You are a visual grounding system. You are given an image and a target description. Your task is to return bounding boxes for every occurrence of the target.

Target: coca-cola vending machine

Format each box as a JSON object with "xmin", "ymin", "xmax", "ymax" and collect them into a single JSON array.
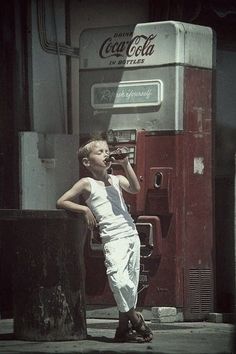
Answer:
[{"xmin": 79, "ymin": 21, "xmax": 215, "ymax": 320}]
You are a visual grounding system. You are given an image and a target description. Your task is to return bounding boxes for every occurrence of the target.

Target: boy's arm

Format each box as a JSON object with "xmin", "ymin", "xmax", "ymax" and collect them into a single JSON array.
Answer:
[
  {"xmin": 56, "ymin": 178, "xmax": 97, "ymax": 230},
  {"xmin": 116, "ymin": 158, "xmax": 140, "ymax": 194}
]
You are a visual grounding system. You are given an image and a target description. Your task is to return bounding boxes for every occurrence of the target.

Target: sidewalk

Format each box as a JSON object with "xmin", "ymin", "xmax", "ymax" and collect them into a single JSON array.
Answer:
[{"xmin": 0, "ymin": 318, "xmax": 235, "ymax": 354}]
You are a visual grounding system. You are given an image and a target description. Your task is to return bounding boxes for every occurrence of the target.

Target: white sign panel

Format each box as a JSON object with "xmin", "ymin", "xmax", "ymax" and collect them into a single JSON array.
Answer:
[{"xmin": 91, "ymin": 80, "xmax": 163, "ymax": 109}]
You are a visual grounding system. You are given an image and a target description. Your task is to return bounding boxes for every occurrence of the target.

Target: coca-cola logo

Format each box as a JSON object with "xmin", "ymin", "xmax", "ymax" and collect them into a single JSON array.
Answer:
[{"xmin": 99, "ymin": 33, "xmax": 156, "ymax": 60}]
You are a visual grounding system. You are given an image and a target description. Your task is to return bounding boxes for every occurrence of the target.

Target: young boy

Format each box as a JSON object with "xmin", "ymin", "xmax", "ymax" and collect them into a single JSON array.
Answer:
[{"xmin": 56, "ymin": 136, "xmax": 153, "ymax": 343}]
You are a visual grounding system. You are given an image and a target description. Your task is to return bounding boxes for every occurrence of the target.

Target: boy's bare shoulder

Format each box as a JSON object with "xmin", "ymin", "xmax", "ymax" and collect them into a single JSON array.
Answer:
[{"xmin": 73, "ymin": 177, "xmax": 91, "ymax": 191}]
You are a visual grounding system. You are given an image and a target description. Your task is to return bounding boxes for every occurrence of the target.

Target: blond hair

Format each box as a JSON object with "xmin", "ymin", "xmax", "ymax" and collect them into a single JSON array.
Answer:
[{"xmin": 77, "ymin": 134, "xmax": 107, "ymax": 161}]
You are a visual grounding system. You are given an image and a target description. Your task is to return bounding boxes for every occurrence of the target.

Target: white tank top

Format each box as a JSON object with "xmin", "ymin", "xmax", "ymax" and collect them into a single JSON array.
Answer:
[{"xmin": 85, "ymin": 174, "xmax": 137, "ymax": 242}]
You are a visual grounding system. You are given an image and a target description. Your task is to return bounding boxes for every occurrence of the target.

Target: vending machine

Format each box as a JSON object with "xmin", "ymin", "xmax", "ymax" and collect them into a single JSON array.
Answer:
[{"xmin": 79, "ymin": 21, "xmax": 215, "ymax": 320}]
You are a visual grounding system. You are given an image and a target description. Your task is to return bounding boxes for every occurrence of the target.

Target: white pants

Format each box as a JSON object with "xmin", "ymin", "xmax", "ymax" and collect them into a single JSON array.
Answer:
[{"xmin": 103, "ymin": 234, "xmax": 140, "ymax": 313}]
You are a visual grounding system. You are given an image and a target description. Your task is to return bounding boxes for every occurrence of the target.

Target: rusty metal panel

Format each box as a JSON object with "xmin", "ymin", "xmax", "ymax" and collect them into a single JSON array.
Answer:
[{"xmin": 0, "ymin": 210, "xmax": 87, "ymax": 341}]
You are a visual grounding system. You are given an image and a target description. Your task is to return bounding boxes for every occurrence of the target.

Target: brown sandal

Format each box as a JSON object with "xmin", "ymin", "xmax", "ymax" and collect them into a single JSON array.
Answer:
[
  {"xmin": 133, "ymin": 312, "xmax": 153, "ymax": 343},
  {"xmin": 114, "ymin": 326, "xmax": 139, "ymax": 343}
]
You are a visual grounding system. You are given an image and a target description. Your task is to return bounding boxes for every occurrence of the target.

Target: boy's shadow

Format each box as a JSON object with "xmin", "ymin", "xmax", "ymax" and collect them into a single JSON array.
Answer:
[
  {"xmin": 0, "ymin": 333, "xmax": 16, "ymax": 340},
  {"xmin": 0, "ymin": 333, "xmax": 114, "ymax": 343},
  {"xmin": 87, "ymin": 334, "xmax": 114, "ymax": 343}
]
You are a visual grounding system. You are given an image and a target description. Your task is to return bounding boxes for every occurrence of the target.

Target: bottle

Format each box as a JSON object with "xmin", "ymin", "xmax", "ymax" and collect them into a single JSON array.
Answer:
[{"xmin": 106, "ymin": 147, "xmax": 129, "ymax": 161}]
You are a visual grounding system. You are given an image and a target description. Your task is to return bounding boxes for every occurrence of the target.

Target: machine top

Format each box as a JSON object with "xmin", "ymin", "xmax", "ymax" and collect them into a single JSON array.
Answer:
[{"xmin": 79, "ymin": 21, "xmax": 214, "ymax": 70}]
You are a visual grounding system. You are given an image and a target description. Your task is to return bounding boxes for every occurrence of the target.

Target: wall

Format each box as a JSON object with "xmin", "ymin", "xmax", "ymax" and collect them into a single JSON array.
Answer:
[
  {"xmin": 215, "ymin": 49, "xmax": 236, "ymax": 313},
  {"xmin": 215, "ymin": 50, "xmax": 236, "ymax": 177},
  {"xmin": 29, "ymin": 0, "xmax": 67, "ymax": 133},
  {"xmin": 20, "ymin": 0, "xmax": 76, "ymax": 209},
  {"xmin": 69, "ymin": 0, "xmax": 150, "ymax": 133},
  {"xmin": 19, "ymin": 0, "xmax": 149, "ymax": 209},
  {"xmin": 235, "ymin": 153, "xmax": 236, "ymax": 312},
  {"xmin": 19, "ymin": 132, "xmax": 79, "ymax": 209}
]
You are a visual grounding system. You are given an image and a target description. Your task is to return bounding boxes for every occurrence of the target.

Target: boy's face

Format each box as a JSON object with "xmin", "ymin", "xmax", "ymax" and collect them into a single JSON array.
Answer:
[{"xmin": 83, "ymin": 140, "xmax": 111, "ymax": 170}]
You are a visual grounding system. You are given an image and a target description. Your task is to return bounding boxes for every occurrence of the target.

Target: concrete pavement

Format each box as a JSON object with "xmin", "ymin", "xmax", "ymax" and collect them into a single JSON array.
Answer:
[{"xmin": 0, "ymin": 318, "xmax": 235, "ymax": 354}]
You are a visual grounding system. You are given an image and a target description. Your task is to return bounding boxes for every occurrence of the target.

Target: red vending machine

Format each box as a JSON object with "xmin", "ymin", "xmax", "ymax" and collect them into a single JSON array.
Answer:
[{"xmin": 79, "ymin": 21, "xmax": 215, "ymax": 320}]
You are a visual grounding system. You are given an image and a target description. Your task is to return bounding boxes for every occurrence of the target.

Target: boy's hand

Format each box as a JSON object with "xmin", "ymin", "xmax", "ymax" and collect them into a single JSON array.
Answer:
[
  {"xmin": 110, "ymin": 147, "xmax": 129, "ymax": 166},
  {"xmin": 83, "ymin": 206, "xmax": 97, "ymax": 230},
  {"xmin": 111, "ymin": 156, "xmax": 129, "ymax": 166}
]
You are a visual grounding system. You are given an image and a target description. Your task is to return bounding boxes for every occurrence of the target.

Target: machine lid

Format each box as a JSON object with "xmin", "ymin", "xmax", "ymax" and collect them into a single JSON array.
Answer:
[{"xmin": 79, "ymin": 21, "xmax": 214, "ymax": 70}]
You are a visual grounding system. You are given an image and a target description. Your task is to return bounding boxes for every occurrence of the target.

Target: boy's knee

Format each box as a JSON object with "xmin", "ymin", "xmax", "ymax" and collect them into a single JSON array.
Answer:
[{"xmin": 110, "ymin": 272, "xmax": 132, "ymax": 292}]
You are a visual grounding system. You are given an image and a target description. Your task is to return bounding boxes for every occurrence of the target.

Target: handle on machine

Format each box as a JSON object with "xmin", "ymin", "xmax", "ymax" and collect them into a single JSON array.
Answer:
[
  {"xmin": 154, "ymin": 172, "xmax": 163, "ymax": 188},
  {"xmin": 137, "ymin": 215, "xmax": 162, "ymax": 258}
]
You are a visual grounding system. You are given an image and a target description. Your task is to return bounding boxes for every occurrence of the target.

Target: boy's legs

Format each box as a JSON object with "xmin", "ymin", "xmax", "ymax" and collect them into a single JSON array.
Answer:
[
  {"xmin": 118, "ymin": 308, "xmax": 139, "ymax": 331},
  {"xmin": 118, "ymin": 308, "xmax": 153, "ymax": 342},
  {"xmin": 118, "ymin": 311, "xmax": 129, "ymax": 332},
  {"xmin": 118, "ymin": 233, "xmax": 141, "ymax": 332},
  {"xmin": 104, "ymin": 235, "xmax": 152, "ymax": 341},
  {"xmin": 104, "ymin": 235, "xmax": 140, "ymax": 313},
  {"xmin": 126, "ymin": 307, "xmax": 153, "ymax": 342},
  {"xmin": 126, "ymin": 307, "xmax": 140, "ymax": 325},
  {"xmin": 103, "ymin": 235, "xmax": 140, "ymax": 336}
]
